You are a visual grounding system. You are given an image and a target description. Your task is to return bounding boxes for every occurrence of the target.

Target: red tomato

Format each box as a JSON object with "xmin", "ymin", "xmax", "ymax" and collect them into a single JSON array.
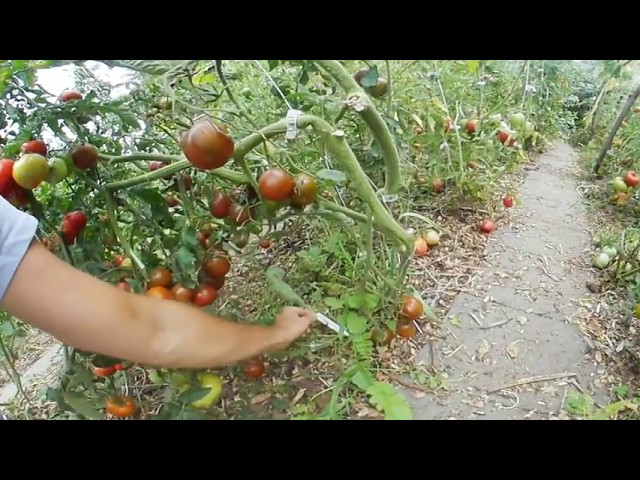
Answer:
[
  {"xmin": 21, "ymin": 140, "xmax": 47, "ymax": 156},
  {"xmin": 192, "ymin": 284, "xmax": 217, "ymax": 307}
]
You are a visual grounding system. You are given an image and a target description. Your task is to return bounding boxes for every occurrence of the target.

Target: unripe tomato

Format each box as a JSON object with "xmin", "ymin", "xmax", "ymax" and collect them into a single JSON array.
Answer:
[
  {"xmin": 47, "ymin": 157, "xmax": 69, "ymax": 185},
  {"xmin": 258, "ymin": 168, "xmax": 294, "ymax": 201},
  {"xmin": 181, "ymin": 117, "xmax": 235, "ymax": 170},
  {"xmin": 12, "ymin": 153, "xmax": 49, "ymax": 190}
]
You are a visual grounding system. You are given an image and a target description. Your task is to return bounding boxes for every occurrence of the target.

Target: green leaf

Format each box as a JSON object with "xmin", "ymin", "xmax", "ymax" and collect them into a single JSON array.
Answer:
[
  {"xmin": 338, "ymin": 311, "xmax": 369, "ymax": 335},
  {"xmin": 98, "ymin": 60, "xmax": 188, "ymax": 76},
  {"xmin": 467, "ymin": 60, "xmax": 480, "ymax": 74},
  {"xmin": 366, "ymin": 382, "xmax": 413, "ymax": 420},
  {"xmin": 180, "ymin": 226, "xmax": 199, "ymax": 250},
  {"xmin": 61, "ymin": 391, "xmax": 105, "ymax": 420},
  {"xmin": 175, "ymin": 246, "xmax": 196, "ymax": 273},
  {"xmin": 323, "ymin": 297, "xmax": 344, "ymax": 309},
  {"xmin": 180, "ymin": 387, "xmax": 212, "ymax": 404},
  {"xmin": 267, "ymin": 61, "xmax": 280, "ymax": 71},
  {"xmin": 315, "ymin": 169, "xmax": 347, "ymax": 184},
  {"xmin": 266, "ymin": 266, "xmax": 305, "ymax": 307},
  {"xmin": 345, "ymin": 291, "xmax": 380, "ymax": 311},
  {"xmin": 350, "ymin": 365, "xmax": 376, "ymax": 390}
]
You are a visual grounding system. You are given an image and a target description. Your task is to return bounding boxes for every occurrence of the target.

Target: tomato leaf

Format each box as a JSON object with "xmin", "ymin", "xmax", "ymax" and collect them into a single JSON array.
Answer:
[
  {"xmin": 266, "ymin": 266, "xmax": 306, "ymax": 307},
  {"xmin": 323, "ymin": 297, "xmax": 344, "ymax": 310},
  {"xmin": 315, "ymin": 169, "xmax": 346, "ymax": 184},
  {"xmin": 174, "ymin": 246, "xmax": 196, "ymax": 273},
  {"xmin": 350, "ymin": 365, "xmax": 376, "ymax": 390},
  {"xmin": 61, "ymin": 391, "xmax": 105, "ymax": 420},
  {"xmin": 180, "ymin": 386, "xmax": 212, "ymax": 404},
  {"xmin": 337, "ymin": 311, "xmax": 368, "ymax": 335},
  {"xmin": 365, "ymin": 382, "xmax": 413, "ymax": 420},
  {"xmin": 180, "ymin": 225, "xmax": 199, "ymax": 250},
  {"xmin": 345, "ymin": 291, "xmax": 380, "ymax": 311},
  {"xmin": 98, "ymin": 60, "xmax": 187, "ymax": 76}
]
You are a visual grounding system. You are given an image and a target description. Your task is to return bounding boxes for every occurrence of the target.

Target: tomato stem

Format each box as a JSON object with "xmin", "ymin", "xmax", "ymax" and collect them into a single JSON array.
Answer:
[
  {"xmin": 313, "ymin": 60, "xmax": 402, "ymax": 195},
  {"xmin": 103, "ymin": 191, "xmax": 148, "ymax": 281}
]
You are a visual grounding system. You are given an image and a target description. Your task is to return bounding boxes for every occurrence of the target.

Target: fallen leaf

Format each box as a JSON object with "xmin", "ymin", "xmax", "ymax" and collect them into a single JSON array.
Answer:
[
  {"xmin": 292, "ymin": 389, "xmax": 306, "ymax": 404},
  {"xmin": 250, "ymin": 393, "xmax": 271, "ymax": 405}
]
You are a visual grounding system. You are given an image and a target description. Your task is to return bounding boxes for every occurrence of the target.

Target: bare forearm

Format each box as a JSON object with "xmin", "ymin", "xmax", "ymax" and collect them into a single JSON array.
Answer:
[{"xmin": 130, "ymin": 297, "xmax": 286, "ymax": 369}]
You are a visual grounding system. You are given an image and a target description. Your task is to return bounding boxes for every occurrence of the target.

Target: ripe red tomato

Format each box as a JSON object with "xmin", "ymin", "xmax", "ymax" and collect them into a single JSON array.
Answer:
[
  {"xmin": 145, "ymin": 286, "xmax": 175, "ymax": 300},
  {"xmin": 198, "ymin": 231, "xmax": 211, "ymax": 249},
  {"xmin": 289, "ymin": 173, "xmax": 318, "ymax": 207},
  {"xmin": 192, "ymin": 284, "xmax": 218, "ymax": 307},
  {"xmin": 181, "ymin": 117, "xmax": 235, "ymax": 170},
  {"xmin": 58, "ymin": 90, "xmax": 83, "ymax": 102},
  {"xmin": 503, "ymin": 196, "xmax": 514, "ymax": 208},
  {"xmin": 21, "ymin": 140, "xmax": 47, "ymax": 156},
  {"xmin": 172, "ymin": 284, "xmax": 195, "ymax": 303},
  {"xmin": 203, "ymin": 255, "xmax": 231, "ymax": 278},
  {"xmin": 93, "ymin": 365, "xmax": 116, "ymax": 377},
  {"xmin": 0, "ymin": 159, "xmax": 15, "ymax": 196},
  {"xmin": 6, "ymin": 183, "xmax": 29, "ymax": 207},
  {"xmin": 64, "ymin": 211, "xmax": 88, "ymax": 231},
  {"xmin": 166, "ymin": 195, "xmax": 179, "ymax": 207},
  {"xmin": 465, "ymin": 119, "xmax": 478, "ymax": 134},
  {"xmin": 244, "ymin": 358, "xmax": 265, "ymax": 379},
  {"xmin": 105, "ymin": 396, "xmax": 137, "ymax": 418},
  {"xmin": 259, "ymin": 239, "xmax": 272, "ymax": 249},
  {"xmin": 624, "ymin": 171, "xmax": 639, "ymax": 187},
  {"xmin": 209, "ymin": 191, "xmax": 231, "ymax": 218},
  {"xmin": 396, "ymin": 320, "xmax": 416, "ymax": 338},
  {"xmin": 149, "ymin": 161, "xmax": 165, "ymax": 171},
  {"xmin": 480, "ymin": 219, "xmax": 495, "ymax": 234},
  {"xmin": 401, "ymin": 294, "xmax": 424, "ymax": 320},
  {"xmin": 258, "ymin": 168, "xmax": 294, "ymax": 201},
  {"xmin": 71, "ymin": 143, "xmax": 99, "ymax": 170},
  {"xmin": 114, "ymin": 363, "xmax": 127, "ymax": 371},
  {"xmin": 227, "ymin": 202, "xmax": 253, "ymax": 226},
  {"xmin": 148, "ymin": 267, "xmax": 173, "ymax": 288},
  {"xmin": 198, "ymin": 268, "xmax": 226, "ymax": 290},
  {"xmin": 432, "ymin": 178, "xmax": 445, "ymax": 193}
]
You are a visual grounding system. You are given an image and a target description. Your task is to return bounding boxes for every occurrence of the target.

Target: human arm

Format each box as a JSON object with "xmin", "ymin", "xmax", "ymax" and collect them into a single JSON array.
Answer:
[{"xmin": 0, "ymin": 198, "xmax": 315, "ymax": 369}]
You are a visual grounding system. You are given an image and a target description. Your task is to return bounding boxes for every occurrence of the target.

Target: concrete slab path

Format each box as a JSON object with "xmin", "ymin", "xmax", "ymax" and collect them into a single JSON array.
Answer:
[{"xmin": 406, "ymin": 140, "xmax": 610, "ymax": 419}]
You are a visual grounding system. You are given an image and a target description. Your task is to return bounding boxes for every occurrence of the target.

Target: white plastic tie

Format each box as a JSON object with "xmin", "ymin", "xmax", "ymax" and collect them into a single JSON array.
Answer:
[
  {"xmin": 285, "ymin": 109, "xmax": 303, "ymax": 140},
  {"xmin": 381, "ymin": 194, "xmax": 399, "ymax": 203}
]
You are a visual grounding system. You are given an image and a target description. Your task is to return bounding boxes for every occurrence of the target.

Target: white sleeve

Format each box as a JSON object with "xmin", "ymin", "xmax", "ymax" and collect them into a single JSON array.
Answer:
[{"xmin": 0, "ymin": 195, "xmax": 38, "ymax": 302}]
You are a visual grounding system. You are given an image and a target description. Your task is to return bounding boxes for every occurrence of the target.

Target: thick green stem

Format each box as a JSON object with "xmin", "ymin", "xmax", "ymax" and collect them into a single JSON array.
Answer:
[
  {"xmin": 104, "ymin": 160, "xmax": 248, "ymax": 191},
  {"xmin": 317, "ymin": 198, "xmax": 367, "ymax": 223},
  {"xmin": 313, "ymin": 60, "xmax": 402, "ymax": 195}
]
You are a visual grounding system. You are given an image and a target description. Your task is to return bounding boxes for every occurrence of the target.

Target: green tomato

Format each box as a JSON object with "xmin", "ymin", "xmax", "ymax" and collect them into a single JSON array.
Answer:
[
  {"xmin": 612, "ymin": 177, "xmax": 629, "ymax": 192},
  {"xmin": 593, "ymin": 252, "xmax": 610, "ymax": 269},
  {"xmin": 508, "ymin": 112, "xmax": 526, "ymax": 129},
  {"xmin": 488, "ymin": 113, "xmax": 502, "ymax": 124},
  {"xmin": 602, "ymin": 246, "xmax": 618, "ymax": 258},
  {"xmin": 46, "ymin": 157, "xmax": 69, "ymax": 184},
  {"xmin": 190, "ymin": 372, "xmax": 222, "ymax": 409}
]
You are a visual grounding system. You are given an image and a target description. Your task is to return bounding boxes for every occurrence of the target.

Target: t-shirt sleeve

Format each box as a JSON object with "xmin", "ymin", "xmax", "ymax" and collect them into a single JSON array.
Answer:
[{"xmin": 0, "ymin": 195, "xmax": 38, "ymax": 302}]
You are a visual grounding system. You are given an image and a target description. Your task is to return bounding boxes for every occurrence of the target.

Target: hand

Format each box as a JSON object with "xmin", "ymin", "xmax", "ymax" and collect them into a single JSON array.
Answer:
[{"xmin": 272, "ymin": 306, "xmax": 316, "ymax": 345}]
